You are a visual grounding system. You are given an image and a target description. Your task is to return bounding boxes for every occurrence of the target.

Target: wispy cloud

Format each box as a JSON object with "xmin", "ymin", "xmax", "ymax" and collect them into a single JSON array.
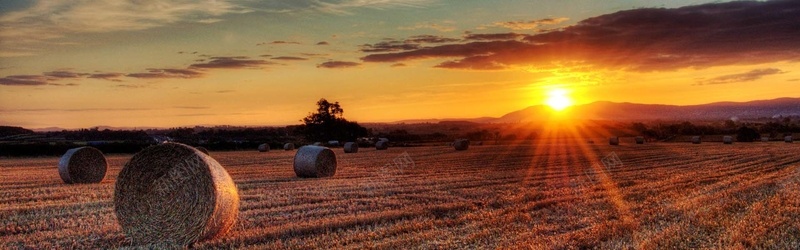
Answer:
[
  {"xmin": 362, "ymin": 1, "xmax": 800, "ymax": 71},
  {"xmin": 126, "ymin": 68, "xmax": 203, "ymax": 79},
  {"xmin": 0, "ymin": 54, "xmax": 281, "ymax": 87},
  {"xmin": 399, "ymin": 21, "xmax": 456, "ymax": 32},
  {"xmin": 189, "ymin": 56, "xmax": 274, "ymax": 69},
  {"xmin": 43, "ymin": 70, "xmax": 88, "ymax": 78},
  {"xmin": 696, "ymin": 68, "xmax": 786, "ymax": 85},
  {"xmin": 88, "ymin": 73, "xmax": 124, "ymax": 81},
  {"xmin": 480, "ymin": 18, "xmax": 569, "ymax": 30},
  {"xmin": 272, "ymin": 56, "xmax": 308, "ymax": 61},
  {"xmin": 317, "ymin": 61, "xmax": 361, "ymax": 69},
  {"xmin": 0, "ymin": 1, "xmax": 249, "ymax": 57},
  {"xmin": 0, "ymin": 75, "xmax": 50, "ymax": 86},
  {"xmin": 360, "ymin": 35, "xmax": 458, "ymax": 52}
]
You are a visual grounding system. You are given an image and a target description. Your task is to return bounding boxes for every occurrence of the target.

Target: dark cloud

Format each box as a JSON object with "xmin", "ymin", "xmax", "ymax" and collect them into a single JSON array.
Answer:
[
  {"xmin": 360, "ymin": 35, "xmax": 458, "ymax": 53},
  {"xmin": 463, "ymin": 32, "xmax": 524, "ymax": 41},
  {"xmin": 0, "ymin": 75, "xmax": 50, "ymax": 86},
  {"xmin": 126, "ymin": 68, "xmax": 203, "ymax": 79},
  {"xmin": 362, "ymin": 0, "xmax": 800, "ymax": 71},
  {"xmin": 317, "ymin": 61, "xmax": 361, "ymax": 69},
  {"xmin": 49, "ymin": 83, "xmax": 79, "ymax": 87},
  {"xmin": 316, "ymin": 41, "xmax": 329, "ymax": 45},
  {"xmin": 301, "ymin": 53, "xmax": 329, "ymax": 57},
  {"xmin": 263, "ymin": 41, "xmax": 301, "ymax": 45},
  {"xmin": 360, "ymin": 41, "xmax": 420, "ymax": 53},
  {"xmin": 404, "ymin": 35, "xmax": 459, "ymax": 44},
  {"xmin": 697, "ymin": 68, "xmax": 785, "ymax": 85},
  {"xmin": 43, "ymin": 70, "xmax": 88, "ymax": 78},
  {"xmin": 391, "ymin": 63, "xmax": 407, "ymax": 67},
  {"xmin": 272, "ymin": 56, "xmax": 308, "ymax": 61},
  {"xmin": 190, "ymin": 57, "xmax": 274, "ymax": 69},
  {"xmin": 88, "ymin": 73, "xmax": 124, "ymax": 81}
]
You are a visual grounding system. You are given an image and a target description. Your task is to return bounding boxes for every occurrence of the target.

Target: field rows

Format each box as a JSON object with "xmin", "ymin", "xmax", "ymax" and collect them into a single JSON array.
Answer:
[{"xmin": 1, "ymin": 142, "xmax": 800, "ymax": 249}]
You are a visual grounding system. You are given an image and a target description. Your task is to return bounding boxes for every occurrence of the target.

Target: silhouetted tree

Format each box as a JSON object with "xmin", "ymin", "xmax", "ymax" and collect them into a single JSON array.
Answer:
[{"xmin": 300, "ymin": 98, "xmax": 368, "ymax": 142}]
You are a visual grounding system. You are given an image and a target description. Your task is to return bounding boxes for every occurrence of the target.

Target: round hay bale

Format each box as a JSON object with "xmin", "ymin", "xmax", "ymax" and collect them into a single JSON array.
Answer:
[
  {"xmin": 454, "ymin": 139, "xmax": 470, "ymax": 151},
  {"xmin": 196, "ymin": 146, "xmax": 210, "ymax": 155},
  {"xmin": 786, "ymin": 136, "xmax": 793, "ymax": 143},
  {"xmin": 284, "ymin": 143, "xmax": 295, "ymax": 151},
  {"xmin": 691, "ymin": 136, "xmax": 702, "ymax": 144},
  {"xmin": 723, "ymin": 136, "xmax": 733, "ymax": 144},
  {"xmin": 635, "ymin": 136, "xmax": 645, "ymax": 144},
  {"xmin": 58, "ymin": 146, "xmax": 107, "ymax": 184},
  {"xmin": 312, "ymin": 142, "xmax": 323, "ymax": 146},
  {"xmin": 343, "ymin": 142, "xmax": 358, "ymax": 153},
  {"xmin": 293, "ymin": 146, "xmax": 337, "ymax": 178},
  {"xmin": 761, "ymin": 137, "xmax": 770, "ymax": 142},
  {"xmin": 114, "ymin": 143, "xmax": 239, "ymax": 246},
  {"xmin": 258, "ymin": 143, "xmax": 270, "ymax": 152},
  {"xmin": 376, "ymin": 140, "xmax": 389, "ymax": 150},
  {"xmin": 609, "ymin": 137, "xmax": 619, "ymax": 146}
]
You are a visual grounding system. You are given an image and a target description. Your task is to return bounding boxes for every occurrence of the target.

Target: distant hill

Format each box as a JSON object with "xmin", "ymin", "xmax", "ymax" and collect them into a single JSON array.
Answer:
[
  {"xmin": 399, "ymin": 97, "xmax": 800, "ymax": 124},
  {"xmin": 0, "ymin": 126, "xmax": 34, "ymax": 137}
]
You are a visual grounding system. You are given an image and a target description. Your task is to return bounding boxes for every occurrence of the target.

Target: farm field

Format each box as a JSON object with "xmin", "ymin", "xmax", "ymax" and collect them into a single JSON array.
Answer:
[{"xmin": 2, "ymin": 141, "xmax": 800, "ymax": 249}]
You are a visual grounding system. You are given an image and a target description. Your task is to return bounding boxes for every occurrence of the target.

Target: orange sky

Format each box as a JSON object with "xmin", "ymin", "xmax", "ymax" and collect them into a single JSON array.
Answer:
[{"xmin": 1, "ymin": 0, "xmax": 799, "ymax": 128}]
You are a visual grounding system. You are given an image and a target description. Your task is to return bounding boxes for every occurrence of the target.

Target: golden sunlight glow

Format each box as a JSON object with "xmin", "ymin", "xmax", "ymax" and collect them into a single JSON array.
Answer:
[{"xmin": 545, "ymin": 88, "xmax": 573, "ymax": 111}]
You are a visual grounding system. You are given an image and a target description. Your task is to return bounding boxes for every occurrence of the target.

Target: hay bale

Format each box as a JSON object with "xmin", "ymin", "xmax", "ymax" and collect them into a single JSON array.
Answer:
[
  {"xmin": 328, "ymin": 140, "xmax": 340, "ymax": 147},
  {"xmin": 786, "ymin": 136, "xmax": 793, "ymax": 143},
  {"xmin": 635, "ymin": 136, "xmax": 645, "ymax": 144},
  {"xmin": 114, "ymin": 143, "xmax": 239, "ymax": 246},
  {"xmin": 312, "ymin": 142, "xmax": 323, "ymax": 146},
  {"xmin": 761, "ymin": 137, "xmax": 770, "ymax": 142},
  {"xmin": 454, "ymin": 139, "xmax": 470, "ymax": 151},
  {"xmin": 343, "ymin": 142, "xmax": 358, "ymax": 153},
  {"xmin": 196, "ymin": 146, "xmax": 210, "ymax": 155},
  {"xmin": 293, "ymin": 146, "xmax": 337, "ymax": 178},
  {"xmin": 375, "ymin": 140, "xmax": 389, "ymax": 150},
  {"xmin": 691, "ymin": 136, "xmax": 701, "ymax": 144},
  {"xmin": 723, "ymin": 136, "xmax": 733, "ymax": 144},
  {"xmin": 609, "ymin": 137, "xmax": 619, "ymax": 146},
  {"xmin": 58, "ymin": 146, "xmax": 107, "ymax": 184},
  {"xmin": 284, "ymin": 143, "xmax": 295, "ymax": 151},
  {"xmin": 258, "ymin": 143, "xmax": 270, "ymax": 152}
]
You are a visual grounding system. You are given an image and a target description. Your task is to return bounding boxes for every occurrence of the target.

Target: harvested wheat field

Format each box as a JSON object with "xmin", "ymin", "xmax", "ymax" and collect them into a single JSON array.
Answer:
[{"xmin": 2, "ymin": 141, "xmax": 800, "ymax": 249}]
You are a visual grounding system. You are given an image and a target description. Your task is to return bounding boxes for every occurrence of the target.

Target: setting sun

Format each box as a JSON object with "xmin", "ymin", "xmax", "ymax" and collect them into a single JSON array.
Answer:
[{"xmin": 545, "ymin": 89, "xmax": 573, "ymax": 111}]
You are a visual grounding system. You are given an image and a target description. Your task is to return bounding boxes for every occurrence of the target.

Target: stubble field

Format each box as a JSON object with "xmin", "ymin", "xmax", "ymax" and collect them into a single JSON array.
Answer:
[{"xmin": 2, "ymin": 141, "xmax": 800, "ymax": 249}]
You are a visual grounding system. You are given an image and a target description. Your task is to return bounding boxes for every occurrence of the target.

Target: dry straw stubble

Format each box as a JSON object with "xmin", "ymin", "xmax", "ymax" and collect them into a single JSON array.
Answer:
[
  {"xmin": 57, "ymin": 146, "xmax": 108, "ymax": 184},
  {"xmin": 293, "ymin": 145, "xmax": 337, "ymax": 178},
  {"xmin": 114, "ymin": 143, "xmax": 239, "ymax": 246}
]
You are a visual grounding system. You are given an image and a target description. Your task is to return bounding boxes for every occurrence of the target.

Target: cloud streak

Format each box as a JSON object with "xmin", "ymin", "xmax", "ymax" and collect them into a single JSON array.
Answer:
[
  {"xmin": 317, "ymin": 61, "xmax": 361, "ymax": 69},
  {"xmin": 189, "ymin": 57, "xmax": 274, "ymax": 69},
  {"xmin": 0, "ymin": 75, "xmax": 50, "ymax": 86},
  {"xmin": 0, "ymin": 1, "xmax": 249, "ymax": 57},
  {"xmin": 697, "ymin": 68, "xmax": 786, "ymax": 85},
  {"xmin": 482, "ymin": 18, "xmax": 568, "ymax": 30},
  {"xmin": 1, "ymin": 55, "xmax": 276, "ymax": 86},
  {"xmin": 362, "ymin": 0, "xmax": 800, "ymax": 71}
]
